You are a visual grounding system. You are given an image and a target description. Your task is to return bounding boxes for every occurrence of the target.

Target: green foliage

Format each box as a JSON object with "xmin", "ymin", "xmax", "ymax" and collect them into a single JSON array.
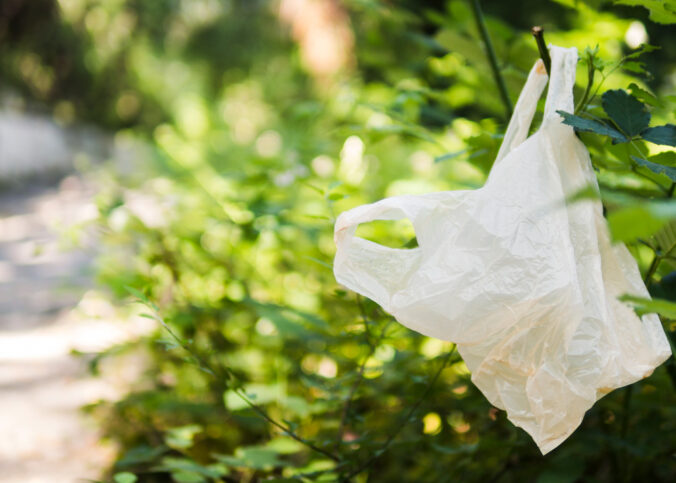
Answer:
[
  {"xmin": 619, "ymin": 295, "xmax": 676, "ymax": 319},
  {"xmin": 631, "ymin": 156, "xmax": 676, "ymax": 183},
  {"xmin": 4, "ymin": 0, "xmax": 676, "ymax": 482},
  {"xmin": 113, "ymin": 473, "xmax": 138, "ymax": 483},
  {"xmin": 616, "ymin": 0, "xmax": 676, "ymax": 24},
  {"xmin": 642, "ymin": 124, "xmax": 676, "ymax": 147},
  {"xmin": 557, "ymin": 111, "xmax": 628, "ymax": 142},
  {"xmin": 560, "ymin": 87, "xmax": 674, "ymax": 146},
  {"xmin": 601, "ymin": 89, "xmax": 650, "ymax": 137}
]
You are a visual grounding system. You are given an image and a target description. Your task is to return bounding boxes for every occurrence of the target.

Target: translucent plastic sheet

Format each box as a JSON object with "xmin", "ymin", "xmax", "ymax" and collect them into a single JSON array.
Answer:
[{"xmin": 333, "ymin": 46, "xmax": 671, "ymax": 454}]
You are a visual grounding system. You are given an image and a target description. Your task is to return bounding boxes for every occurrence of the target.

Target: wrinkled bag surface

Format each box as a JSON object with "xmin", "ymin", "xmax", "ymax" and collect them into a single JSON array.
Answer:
[{"xmin": 333, "ymin": 46, "xmax": 671, "ymax": 454}]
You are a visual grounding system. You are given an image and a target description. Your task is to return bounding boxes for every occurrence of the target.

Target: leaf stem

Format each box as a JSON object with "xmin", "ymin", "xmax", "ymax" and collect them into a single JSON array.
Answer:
[{"xmin": 469, "ymin": 0, "xmax": 512, "ymax": 118}]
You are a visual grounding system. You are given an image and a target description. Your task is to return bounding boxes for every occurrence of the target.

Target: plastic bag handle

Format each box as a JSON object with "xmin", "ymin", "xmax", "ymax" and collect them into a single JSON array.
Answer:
[
  {"xmin": 333, "ymin": 194, "xmax": 439, "ymax": 309},
  {"xmin": 495, "ymin": 46, "xmax": 578, "ymax": 163},
  {"xmin": 495, "ymin": 59, "xmax": 549, "ymax": 163},
  {"xmin": 544, "ymin": 46, "xmax": 578, "ymax": 121}
]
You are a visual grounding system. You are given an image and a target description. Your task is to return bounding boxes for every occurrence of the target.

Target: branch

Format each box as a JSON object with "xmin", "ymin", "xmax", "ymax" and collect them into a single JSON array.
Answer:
[
  {"xmin": 342, "ymin": 347, "xmax": 457, "ymax": 480},
  {"xmin": 530, "ymin": 26, "xmax": 551, "ymax": 76},
  {"xmin": 135, "ymin": 297, "xmax": 341, "ymax": 462},
  {"xmin": 335, "ymin": 300, "xmax": 392, "ymax": 453},
  {"xmin": 469, "ymin": 0, "xmax": 513, "ymax": 118}
]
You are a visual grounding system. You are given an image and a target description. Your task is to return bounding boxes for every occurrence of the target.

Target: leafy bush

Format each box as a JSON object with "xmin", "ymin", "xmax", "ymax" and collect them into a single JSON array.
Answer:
[{"xmin": 3, "ymin": 0, "xmax": 675, "ymax": 481}]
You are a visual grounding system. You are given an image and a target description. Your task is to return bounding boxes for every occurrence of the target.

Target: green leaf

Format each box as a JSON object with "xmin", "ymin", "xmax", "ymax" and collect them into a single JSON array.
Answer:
[
  {"xmin": 623, "ymin": 43, "xmax": 660, "ymax": 59},
  {"xmin": 327, "ymin": 192, "xmax": 347, "ymax": 201},
  {"xmin": 601, "ymin": 90, "xmax": 650, "ymax": 137},
  {"xmin": 165, "ymin": 424, "xmax": 202, "ymax": 450},
  {"xmin": 214, "ymin": 446, "xmax": 286, "ymax": 470},
  {"xmin": 608, "ymin": 202, "xmax": 676, "ymax": 241},
  {"xmin": 615, "ymin": 1, "xmax": 676, "ymax": 24},
  {"xmin": 628, "ymin": 83, "xmax": 658, "ymax": 107},
  {"xmin": 648, "ymin": 151, "xmax": 676, "ymax": 167},
  {"xmin": 619, "ymin": 295, "xmax": 676, "ymax": 319},
  {"xmin": 565, "ymin": 184, "xmax": 601, "ymax": 204},
  {"xmin": 224, "ymin": 383, "xmax": 283, "ymax": 411},
  {"xmin": 621, "ymin": 60, "xmax": 646, "ymax": 74},
  {"xmin": 170, "ymin": 473, "xmax": 204, "ymax": 483},
  {"xmin": 124, "ymin": 285, "xmax": 148, "ymax": 303},
  {"xmin": 155, "ymin": 457, "xmax": 228, "ymax": 479},
  {"xmin": 631, "ymin": 156, "xmax": 676, "ymax": 183},
  {"xmin": 265, "ymin": 437, "xmax": 305, "ymax": 454},
  {"xmin": 557, "ymin": 111, "xmax": 628, "ymax": 143},
  {"xmin": 641, "ymin": 124, "xmax": 676, "ymax": 146},
  {"xmin": 434, "ymin": 149, "xmax": 467, "ymax": 163},
  {"xmin": 117, "ymin": 445, "xmax": 168, "ymax": 467},
  {"xmin": 655, "ymin": 220, "xmax": 676, "ymax": 254},
  {"xmin": 113, "ymin": 473, "xmax": 138, "ymax": 483}
]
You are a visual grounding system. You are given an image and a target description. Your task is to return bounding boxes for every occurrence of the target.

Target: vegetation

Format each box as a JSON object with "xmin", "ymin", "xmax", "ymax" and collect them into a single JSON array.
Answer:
[{"xmin": 2, "ymin": 0, "xmax": 675, "ymax": 481}]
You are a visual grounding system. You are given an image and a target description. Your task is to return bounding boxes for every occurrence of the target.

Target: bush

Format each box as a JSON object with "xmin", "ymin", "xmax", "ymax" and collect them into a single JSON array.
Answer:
[{"xmin": 3, "ymin": 1, "xmax": 675, "ymax": 481}]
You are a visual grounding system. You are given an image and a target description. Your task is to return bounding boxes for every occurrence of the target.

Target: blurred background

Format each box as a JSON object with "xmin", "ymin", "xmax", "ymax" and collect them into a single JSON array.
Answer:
[{"xmin": 0, "ymin": 0, "xmax": 675, "ymax": 482}]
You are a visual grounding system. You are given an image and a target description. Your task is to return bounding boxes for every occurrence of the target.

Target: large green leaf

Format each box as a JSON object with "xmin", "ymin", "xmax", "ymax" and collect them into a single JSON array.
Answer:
[
  {"xmin": 615, "ymin": 0, "xmax": 676, "ymax": 24},
  {"xmin": 641, "ymin": 124, "xmax": 676, "ymax": 146},
  {"xmin": 601, "ymin": 89, "xmax": 651, "ymax": 137},
  {"xmin": 557, "ymin": 111, "xmax": 628, "ymax": 143}
]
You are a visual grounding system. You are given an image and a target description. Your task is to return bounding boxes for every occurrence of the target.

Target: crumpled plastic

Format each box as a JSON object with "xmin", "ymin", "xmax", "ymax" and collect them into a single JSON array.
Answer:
[{"xmin": 333, "ymin": 46, "xmax": 671, "ymax": 454}]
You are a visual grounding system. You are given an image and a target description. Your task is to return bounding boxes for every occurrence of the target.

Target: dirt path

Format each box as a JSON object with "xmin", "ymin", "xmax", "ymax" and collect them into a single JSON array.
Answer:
[{"xmin": 0, "ymin": 176, "xmax": 135, "ymax": 482}]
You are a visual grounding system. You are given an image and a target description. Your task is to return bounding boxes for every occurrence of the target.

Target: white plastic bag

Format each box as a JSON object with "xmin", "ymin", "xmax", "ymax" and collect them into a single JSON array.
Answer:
[{"xmin": 333, "ymin": 46, "xmax": 671, "ymax": 454}]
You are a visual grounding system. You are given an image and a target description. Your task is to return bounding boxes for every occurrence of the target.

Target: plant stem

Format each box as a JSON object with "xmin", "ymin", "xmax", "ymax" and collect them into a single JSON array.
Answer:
[
  {"xmin": 335, "ymin": 303, "xmax": 392, "ymax": 453},
  {"xmin": 231, "ymin": 387, "xmax": 340, "ymax": 462},
  {"xmin": 575, "ymin": 52, "xmax": 595, "ymax": 114},
  {"xmin": 342, "ymin": 347, "xmax": 456, "ymax": 480},
  {"xmin": 531, "ymin": 26, "xmax": 551, "ymax": 76},
  {"xmin": 142, "ymin": 302, "xmax": 341, "ymax": 462},
  {"xmin": 643, "ymin": 253, "xmax": 661, "ymax": 288},
  {"xmin": 469, "ymin": 0, "xmax": 512, "ymax": 118}
]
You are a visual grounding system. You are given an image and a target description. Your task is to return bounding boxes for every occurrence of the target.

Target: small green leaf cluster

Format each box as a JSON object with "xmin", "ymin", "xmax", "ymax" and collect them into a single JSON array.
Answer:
[{"xmin": 559, "ymin": 89, "xmax": 675, "ymax": 146}]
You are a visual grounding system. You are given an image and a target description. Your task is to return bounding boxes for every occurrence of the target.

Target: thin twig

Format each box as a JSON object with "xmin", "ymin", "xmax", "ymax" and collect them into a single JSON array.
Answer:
[
  {"xmin": 140, "ymin": 301, "xmax": 341, "ymax": 462},
  {"xmin": 335, "ymin": 307, "xmax": 392, "ymax": 453},
  {"xmin": 531, "ymin": 26, "xmax": 551, "ymax": 76},
  {"xmin": 469, "ymin": 0, "xmax": 513, "ymax": 118},
  {"xmin": 643, "ymin": 254, "xmax": 661, "ymax": 288},
  {"xmin": 342, "ymin": 347, "xmax": 457, "ymax": 480},
  {"xmin": 230, "ymin": 387, "xmax": 340, "ymax": 462},
  {"xmin": 575, "ymin": 49, "xmax": 595, "ymax": 114}
]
